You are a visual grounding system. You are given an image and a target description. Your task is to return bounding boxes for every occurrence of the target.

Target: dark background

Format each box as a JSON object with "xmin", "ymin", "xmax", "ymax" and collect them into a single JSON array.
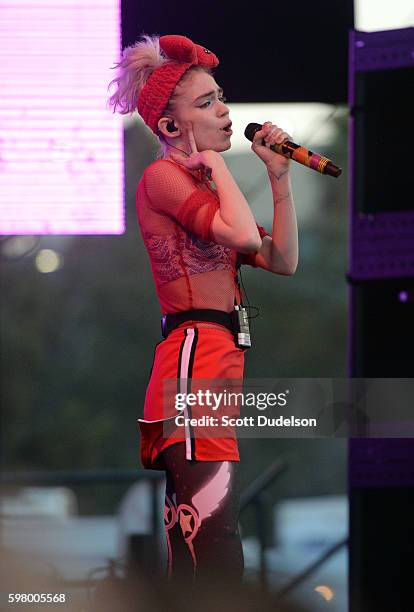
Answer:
[{"xmin": 121, "ymin": 0, "xmax": 354, "ymax": 104}]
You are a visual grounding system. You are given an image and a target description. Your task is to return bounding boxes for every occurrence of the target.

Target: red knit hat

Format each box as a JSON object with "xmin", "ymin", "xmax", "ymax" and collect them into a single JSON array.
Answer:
[{"xmin": 137, "ymin": 35, "xmax": 219, "ymax": 134}]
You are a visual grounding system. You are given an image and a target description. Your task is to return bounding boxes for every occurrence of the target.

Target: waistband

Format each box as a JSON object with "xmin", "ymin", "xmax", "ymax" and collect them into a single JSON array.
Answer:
[{"xmin": 161, "ymin": 309, "xmax": 234, "ymax": 339}]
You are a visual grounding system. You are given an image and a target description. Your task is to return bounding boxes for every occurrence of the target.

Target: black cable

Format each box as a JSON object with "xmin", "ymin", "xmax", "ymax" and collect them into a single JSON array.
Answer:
[{"xmin": 237, "ymin": 265, "xmax": 260, "ymax": 322}]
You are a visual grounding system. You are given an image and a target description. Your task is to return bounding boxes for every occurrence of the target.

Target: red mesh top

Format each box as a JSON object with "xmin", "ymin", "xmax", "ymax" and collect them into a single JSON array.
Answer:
[{"xmin": 136, "ymin": 159, "xmax": 271, "ymax": 314}]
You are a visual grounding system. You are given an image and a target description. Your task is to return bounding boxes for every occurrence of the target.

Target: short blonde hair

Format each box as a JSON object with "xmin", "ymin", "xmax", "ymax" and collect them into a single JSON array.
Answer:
[{"xmin": 107, "ymin": 34, "xmax": 166, "ymax": 115}]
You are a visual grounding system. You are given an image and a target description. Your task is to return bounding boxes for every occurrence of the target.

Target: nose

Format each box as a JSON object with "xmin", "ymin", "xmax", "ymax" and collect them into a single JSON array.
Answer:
[{"xmin": 217, "ymin": 98, "xmax": 230, "ymax": 116}]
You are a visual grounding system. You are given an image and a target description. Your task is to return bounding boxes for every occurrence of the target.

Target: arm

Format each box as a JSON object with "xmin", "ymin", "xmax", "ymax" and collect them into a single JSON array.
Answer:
[
  {"xmin": 247, "ymin": 122, "xmax": 299, "ymax": 275},
  {"xmin": 208, "ymin": 153, "xmax": 261, "ymax": 254},
  {"xmin": 253, "ymin": 167, "xmax": 298, "ymax": 275},
  {"xmin": 170, "ymin": 123, "xmax": 261, "ymax": 254}
]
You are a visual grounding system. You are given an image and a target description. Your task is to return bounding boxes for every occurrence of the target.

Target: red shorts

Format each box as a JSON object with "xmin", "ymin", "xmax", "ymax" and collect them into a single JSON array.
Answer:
[{"xmin": 137, "ymin": 322, "xmax": 245, "ymax": 470}]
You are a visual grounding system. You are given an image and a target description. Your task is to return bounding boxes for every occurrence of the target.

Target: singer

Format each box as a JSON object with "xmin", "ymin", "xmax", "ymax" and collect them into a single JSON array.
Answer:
[{"xmin": 108, "ymin": 34, "xmax": 298, "ymax": 594}]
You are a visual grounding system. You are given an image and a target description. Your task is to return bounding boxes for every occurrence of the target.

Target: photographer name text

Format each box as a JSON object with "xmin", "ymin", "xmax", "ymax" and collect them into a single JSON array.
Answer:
[{"xmin": 175, "ymin": 415, "xmax": 317, "ymax": 428}]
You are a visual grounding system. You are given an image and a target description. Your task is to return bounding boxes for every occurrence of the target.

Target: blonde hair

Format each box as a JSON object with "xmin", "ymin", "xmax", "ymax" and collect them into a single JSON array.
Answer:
[{"xmin": 107, "ymin": 34, "xmax": 166, "ymax": 115}]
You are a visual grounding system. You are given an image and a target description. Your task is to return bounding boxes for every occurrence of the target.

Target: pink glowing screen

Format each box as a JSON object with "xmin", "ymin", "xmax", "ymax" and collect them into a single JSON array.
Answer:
[{"xmin": 0, "ymin": 0, "xmax": 124, "ymax": 234}]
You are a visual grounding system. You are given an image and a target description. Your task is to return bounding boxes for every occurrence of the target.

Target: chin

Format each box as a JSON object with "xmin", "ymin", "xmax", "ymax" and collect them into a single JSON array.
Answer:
[
  {"xmin": 216, "ymin": 140, "xmax": 232, "ymax": 152},
  {"xmin": 199, "ymin": 136, "xmax": 232, "ymax": 152}
]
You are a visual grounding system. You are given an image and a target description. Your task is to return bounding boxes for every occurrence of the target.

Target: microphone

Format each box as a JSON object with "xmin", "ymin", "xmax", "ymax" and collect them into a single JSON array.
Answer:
[{"xmin": 244, "ymin": 123, "xmax": 342, "ymax": 178}]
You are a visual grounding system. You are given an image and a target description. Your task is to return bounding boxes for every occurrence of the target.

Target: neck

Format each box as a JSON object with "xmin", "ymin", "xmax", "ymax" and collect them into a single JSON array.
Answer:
[{"xmin": 164, "ymin": 141, "xmax": 190, "ymax": 161}]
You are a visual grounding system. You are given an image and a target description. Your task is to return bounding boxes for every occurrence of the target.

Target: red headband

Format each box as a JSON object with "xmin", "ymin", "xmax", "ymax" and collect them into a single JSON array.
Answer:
[{"xmin": 137, "ymin": 35, "xmax": 219, "ymax": 134}]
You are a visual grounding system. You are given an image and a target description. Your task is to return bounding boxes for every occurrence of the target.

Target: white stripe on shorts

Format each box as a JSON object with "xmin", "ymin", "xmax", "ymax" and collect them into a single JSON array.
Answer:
[{"xmin": 179, "ymin": 328, "xmax": 196, "ymax": 460}]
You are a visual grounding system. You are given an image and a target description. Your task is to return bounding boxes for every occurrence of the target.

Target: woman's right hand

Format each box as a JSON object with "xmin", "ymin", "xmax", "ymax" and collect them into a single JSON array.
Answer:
[{"xmin": 170, "ymin": 122, "xmax": 223, "ymax": 180}]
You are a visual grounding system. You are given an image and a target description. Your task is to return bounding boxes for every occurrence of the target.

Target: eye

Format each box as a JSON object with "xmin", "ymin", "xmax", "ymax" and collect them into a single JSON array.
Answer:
[{"xmin": 198, "ymin": 95, "xmax": 227, "ymax": 109}]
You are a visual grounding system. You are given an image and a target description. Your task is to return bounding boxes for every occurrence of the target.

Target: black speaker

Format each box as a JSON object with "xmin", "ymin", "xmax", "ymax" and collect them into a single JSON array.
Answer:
[
  {"xmin": 349, "ymin": 439, "xmax": 414, "ymax": 612},
  {"xmin": 350, "ymin": 278, "xmax": 414, "ymax": 376},
  {"xmin": 349, "ymin": 485, "xmax": 414, "ymax": 612},
  {"xmin": 348, "ymin": 28, "xmax": 414, "ymax": 612},
  {"xmin": 348, "ymin": 27, "xmax": 414, "ymax": 375}
]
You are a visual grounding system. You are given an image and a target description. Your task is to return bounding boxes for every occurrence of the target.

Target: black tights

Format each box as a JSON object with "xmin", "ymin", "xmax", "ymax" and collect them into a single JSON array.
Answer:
[{"xmin": 161, "ymin": 442, "xmax": 244, "ymax": 592}]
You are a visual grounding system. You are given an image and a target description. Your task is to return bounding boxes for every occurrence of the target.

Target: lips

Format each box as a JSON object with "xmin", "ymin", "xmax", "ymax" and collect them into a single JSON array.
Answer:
[{"xmin": 221, "ymin": 121, "xmax": 232, "ymax": 132}]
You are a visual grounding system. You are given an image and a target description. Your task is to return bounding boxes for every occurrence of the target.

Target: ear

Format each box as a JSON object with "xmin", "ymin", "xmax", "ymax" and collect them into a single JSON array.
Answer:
[{"xmin": 158, "ymin": 117, "xmax": 181, "ymax": 139}]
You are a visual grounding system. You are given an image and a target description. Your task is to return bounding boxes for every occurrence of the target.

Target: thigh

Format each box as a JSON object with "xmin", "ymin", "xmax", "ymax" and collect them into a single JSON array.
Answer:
[
  {"xmin": 163, "ymin": 442, "xmax": 244, "ymax": 587},
  {"xmin": 163, "ymin": 443, "xmax": 241, "ymax": 513}
]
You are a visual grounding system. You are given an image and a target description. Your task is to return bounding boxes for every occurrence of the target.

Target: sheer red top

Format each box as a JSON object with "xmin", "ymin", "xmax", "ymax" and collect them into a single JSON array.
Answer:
[{"xmin": 136, "ymin": 159, "xmax": 270, "ymax": 315}]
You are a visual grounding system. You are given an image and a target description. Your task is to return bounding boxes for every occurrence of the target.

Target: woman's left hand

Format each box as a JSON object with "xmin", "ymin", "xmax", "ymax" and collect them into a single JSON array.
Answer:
[{"xmin": 251, "ymin": 121, "xmax": 292, "ymax": 174}]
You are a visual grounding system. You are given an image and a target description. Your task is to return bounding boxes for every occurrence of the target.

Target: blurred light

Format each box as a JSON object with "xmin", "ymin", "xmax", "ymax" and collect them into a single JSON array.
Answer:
[
  {"xmin": 0, "ymin": 0, "xmax": 124, "ymax": 235},
  {"xmin": 354, "ymin": 0, "xmax": 414, "ymax": 31},
  {"xmin": 398, "ymin": 290, "xmax": 414, "ymax": 303},
  {"xmin": 1, "ymin": 236, "xmax": 38, "ymax": 258},
  {"xmin": 314, "ymin": 584, "xmax": 335, "ymax": 601},
  {"xmin": 35, "ymin": 249, "xmax": 62, "ymax": 273}
]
